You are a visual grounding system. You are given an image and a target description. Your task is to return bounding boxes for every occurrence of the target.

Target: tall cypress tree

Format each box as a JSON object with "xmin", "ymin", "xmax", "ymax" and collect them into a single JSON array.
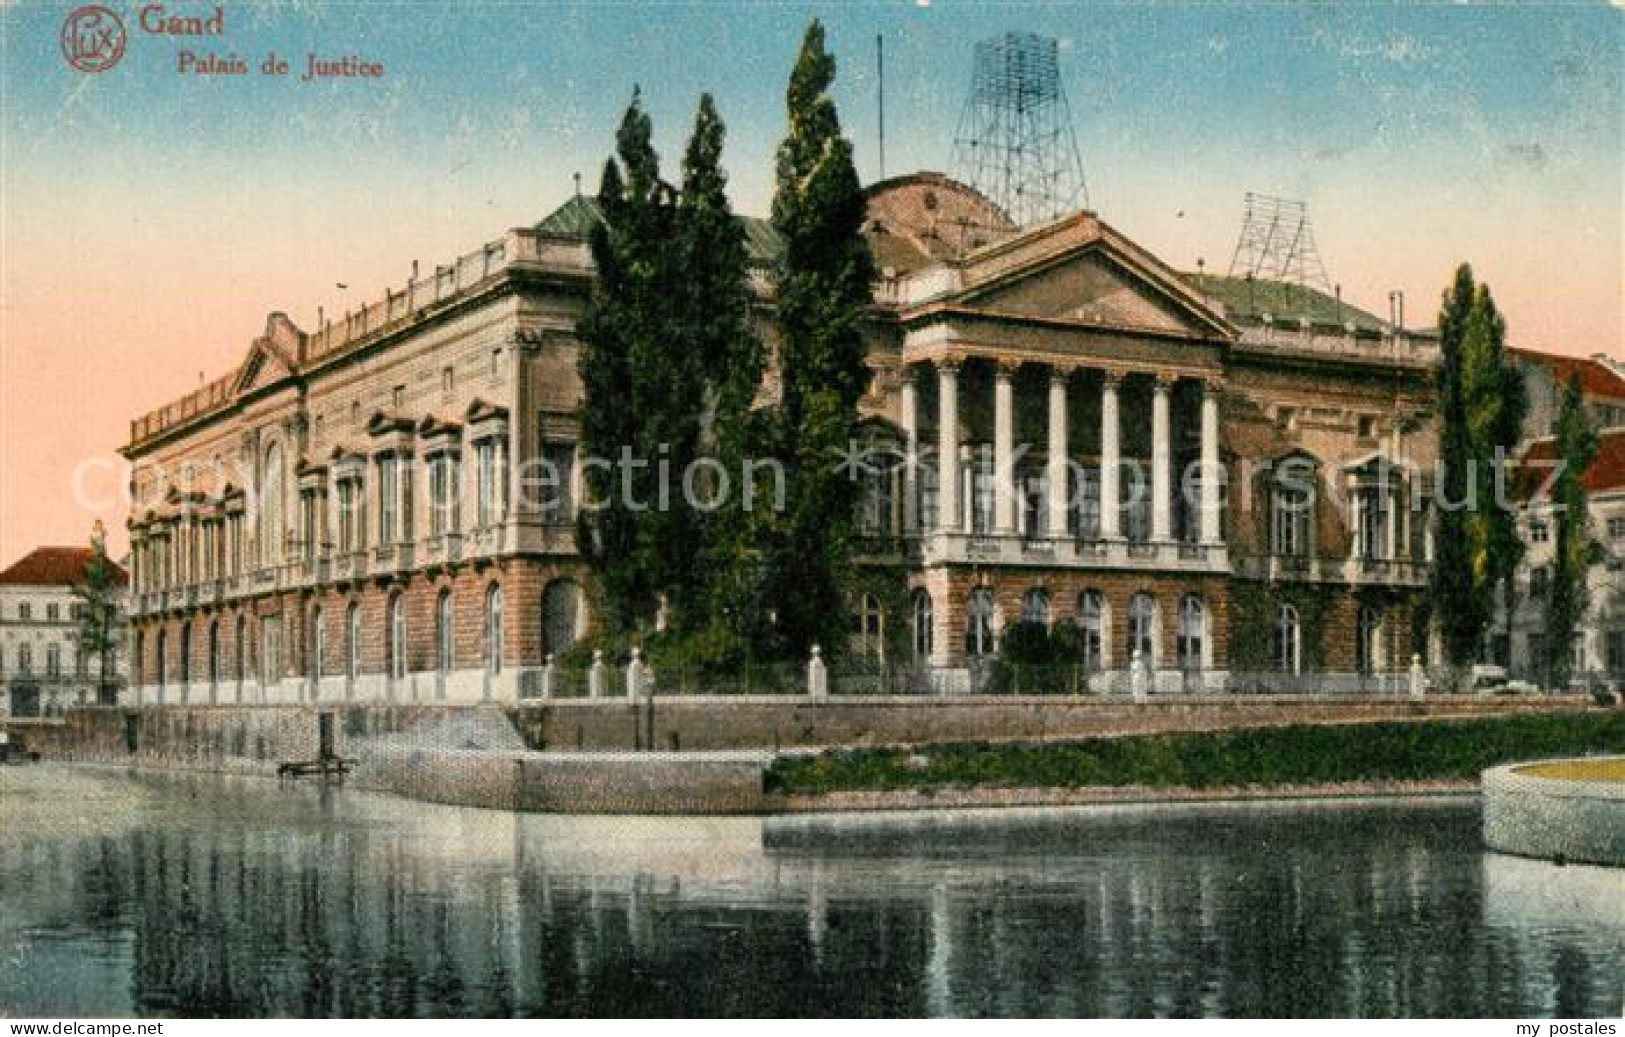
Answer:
[
  {"xmin": 577, "ymin": 91, "xmax": 675, "ymax": 635},
  {"xmin": 1433, "ymin": 265, "xmax": 1482, "ymax": 666},
  {"xmin": 675, "ymin": 93, "xmax": 765, "ymax": 651},
  {"xmin": 1545, "ymin": 374, "xmax": 1599, "ymax": 688},
  {"xmin": 760, "ymin": 21, "xmax": 877, "ymax": 658},
  {"xmin": 1461, "ymin": 286, "xmax": 1528, "ymax": 651},
  {"xmin": 1432, "ymin": 264, "xmax": 1527, "ymax": 670}
]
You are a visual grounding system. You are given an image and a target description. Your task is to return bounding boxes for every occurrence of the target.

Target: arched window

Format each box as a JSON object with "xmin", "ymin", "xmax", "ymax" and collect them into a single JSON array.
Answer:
[
  {"xmin": 155, "ymin": 630, "xmax": 167, "ymax": 688},
  {"xmin": 911, "ymin": 589, "xmax": 934, "ymax": 660},
  {"xmin": 346, "ymin": 603, "xmax": 361, "ymax": 681},
  {"xmin": 1273, "ymin": 604, "xmax": 1301, "ymax": 675},
  {"xmin": 1356, "ymin": 605, "xmax": 1381, "ymax": 676},
  {"xmin": 387, "ymin": 595, "xmax": 406, "ymax": 680},
  {"xmin": 965, "ymin": 588, "xmax": 995, "ymax": 657},
  {"xmin": 310, "ymin": 607, "xmax": 324, "ymax": 680},
  {"xmin": 1021, "ymin": 588, "xmax": 1050, "ymax": 627},
  {"xmin": 436, "ymin": 591, "xmax": 454, "ymax": 673},
  {"xmin": 541, "ymin": 580, "xmax": 580, "ymax": 656},
  {"xmin": 1076, "ymin": 591, "xmax": 1105, "ymax": 671},
  {"xmin": 486, "ymin": 584, "xmax": 504, "ymax": 675},
  {"xmin": 853, "ymin": 593, "xmax": 884, "ymax": 660},
  {"xmin": 1177, "ymin": 595, "xmax": 1206, "ymax": 672},
  {"xmin": 208, "ymin": 621, "xmax": 220, "ymax": 686},
  {"xmin": 262, "ymin": 442, "xmax": 285, "ymax": 565},
  {"xmin": 134, "ymin": 631, "xmax": 145, "ymax": 685},
  {"xmin": 1127, "ymin": 593, "xmax": 1156, "ymax": 666},
  {"xmin": 179, "ymin": 621, "xmax": 192, "ymax": 683}
]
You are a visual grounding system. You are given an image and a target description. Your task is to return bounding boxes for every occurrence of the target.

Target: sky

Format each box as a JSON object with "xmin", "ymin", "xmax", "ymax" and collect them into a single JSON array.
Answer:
[{"xmin": 1, "ymin": 1, "xmax": 1621, "ymax": 564}]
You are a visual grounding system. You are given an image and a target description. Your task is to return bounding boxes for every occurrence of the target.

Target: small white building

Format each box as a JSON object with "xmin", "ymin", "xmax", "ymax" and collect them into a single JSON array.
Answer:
[
  {"xmin": 1501, "ymin": 427, "xmax": 1625, "ymax": 687},
  {"xmin": 0, "ymin": 547, "xmax": 129, "ymax": 715}
]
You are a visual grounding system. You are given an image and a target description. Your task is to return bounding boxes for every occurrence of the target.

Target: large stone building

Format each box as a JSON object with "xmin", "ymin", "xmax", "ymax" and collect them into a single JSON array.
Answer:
[
  {"xmin": 1499, "ymin": 419, "xmax": 1625, "ymax": 687},
  {"xmin": 121, "ymin": 172, "xmax": 1443, "ymax": 704},
  {"xmin": 1, "ymin": 546, "xmax": 128, "ymax": 715}
]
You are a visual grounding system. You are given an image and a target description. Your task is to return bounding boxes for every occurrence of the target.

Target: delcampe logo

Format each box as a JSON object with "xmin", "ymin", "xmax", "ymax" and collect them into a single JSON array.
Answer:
[{"xmin": 61, "ymin": 5, "xmax": 127, "ymax": 74}]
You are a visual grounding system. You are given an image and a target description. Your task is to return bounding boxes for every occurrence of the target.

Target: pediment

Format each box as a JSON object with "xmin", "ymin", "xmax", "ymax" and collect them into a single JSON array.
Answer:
[
  {"xmin": 232, "ymin": 312, "xmax": 304, "ymax": 397},
  {"xmin": 956, "ymin": 244, "xmax": 1230, "ymax": 339}
]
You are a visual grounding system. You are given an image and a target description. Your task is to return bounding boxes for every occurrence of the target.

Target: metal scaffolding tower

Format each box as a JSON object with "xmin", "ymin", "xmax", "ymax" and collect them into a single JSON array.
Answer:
[
  {"xmin": 950, "ymin": 33, "xmax": 1089, "ymax": 228},
  {"xmin": 1226, "ymin": 192, "xmax": 1333, "ymax": 292}
]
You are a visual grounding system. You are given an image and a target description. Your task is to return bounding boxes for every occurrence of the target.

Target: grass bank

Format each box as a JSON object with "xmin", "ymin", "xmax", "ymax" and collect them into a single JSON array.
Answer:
[{"xmin": 765, "ymin": 710, "xmax": 1625, "ymax": 796}]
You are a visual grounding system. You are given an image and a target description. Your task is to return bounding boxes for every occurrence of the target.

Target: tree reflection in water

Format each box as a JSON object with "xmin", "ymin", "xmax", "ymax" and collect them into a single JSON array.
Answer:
[{"xmin": 0, "ymin": 771, "xmax": 1619, "ymax": 1018}]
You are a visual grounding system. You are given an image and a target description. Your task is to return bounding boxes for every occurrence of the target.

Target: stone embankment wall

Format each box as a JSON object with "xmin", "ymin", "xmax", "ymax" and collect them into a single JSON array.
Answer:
[
  {"xmin": 5, "ymin": 697, "xmax": 1601, "ymax": 816},
  {"xmin": 510, "ymin": 695, "xmax": 1594, "ymax": 751}
]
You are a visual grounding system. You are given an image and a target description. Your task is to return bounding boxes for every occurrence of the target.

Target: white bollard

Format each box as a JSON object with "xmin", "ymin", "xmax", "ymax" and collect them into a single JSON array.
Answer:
[
  {"xmin": 808, "ymin": 644, "xmax": 828, "ymax": 699},
  {"xmin": 1409, "ymin": 654, "xmax": 1426, "ymax": 701},
  {"xmin": 1131, "ymin": 649, "xmax": 1148, "ymax": 703},
  {"xmin": 588, "ymin": 649, "xmax": 606, "ymax": 699},
  {"xmin": 540, "ymin": 653, "xmax": 555, "ymax": 700}
]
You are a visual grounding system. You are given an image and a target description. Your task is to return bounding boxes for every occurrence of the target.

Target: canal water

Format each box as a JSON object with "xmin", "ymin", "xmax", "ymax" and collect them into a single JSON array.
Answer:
[{"xmin": 0, "ymin": 765, "xmax": 1619, "ymax": 1018}]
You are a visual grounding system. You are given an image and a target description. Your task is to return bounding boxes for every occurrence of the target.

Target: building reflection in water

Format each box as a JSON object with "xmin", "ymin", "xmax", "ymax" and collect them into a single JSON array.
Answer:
[{"xmin": 0, "ymin": 774, "xmax": 1619, "ymax": 1018}]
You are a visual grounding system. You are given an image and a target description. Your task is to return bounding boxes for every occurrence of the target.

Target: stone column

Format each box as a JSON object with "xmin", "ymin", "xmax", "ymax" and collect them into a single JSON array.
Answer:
[
  {"xmin": 1151, "ymin": 377, "xmax": 1172, "ymax": 542},
  {"xmin": 1099, "ymin": 373, "xmax": 1122, "ymax": 540},
  {"xmin": 937, "ymin": 360, "xmax": 961, "ymax": 533},
  {"xmin": 1200, "ymin": 380, "xmax": 1222, "ymax": 545},
  {"xmin": 1047, "ymin": 366, "xmax": 1070, "ymax": 538},
  {"xmin": 994, "ymin": 362, "xmax": 1017, "ymax": 534},
  {"xmin": 900, "ymin": 367, "xmax": 919, "ymax": 534}
]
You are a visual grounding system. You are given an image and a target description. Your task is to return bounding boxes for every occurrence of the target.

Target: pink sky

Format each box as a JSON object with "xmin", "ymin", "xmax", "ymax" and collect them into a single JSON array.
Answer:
[{"xmin": 2, "ymin": 3, "xmax": 1619, "ymax": 567}]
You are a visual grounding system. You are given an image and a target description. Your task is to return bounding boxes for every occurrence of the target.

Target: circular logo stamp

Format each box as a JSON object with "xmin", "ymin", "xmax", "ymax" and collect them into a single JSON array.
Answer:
[{"xmin": 60, "ymin": 5, "xmax": 126, "ymax": 74}]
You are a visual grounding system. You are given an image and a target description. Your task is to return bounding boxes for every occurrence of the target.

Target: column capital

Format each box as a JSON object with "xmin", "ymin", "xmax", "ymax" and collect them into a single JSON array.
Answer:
[
  {"xmin": 1099, "ymin": 369, "xmax": 1125, "ymax": 390},
  {"xmin": 1048, "ymin": 362, "xmax": 1078, "ymax": 386},
  {"xmin": 937, "ymin": 352, "xmax": 966, "ymax": 375},
  {"xmin": 1151, "ymin": 373, "xmax": 1176, "ymax": 394},
  {"xmin": 993, "ymin": 357, "xmax": 1022, "ymax": 380}
]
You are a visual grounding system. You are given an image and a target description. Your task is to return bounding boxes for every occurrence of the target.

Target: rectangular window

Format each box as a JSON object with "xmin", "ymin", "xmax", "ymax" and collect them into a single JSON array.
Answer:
[
  {"xmin": 540, "ymin": 442, "xmax": 576, "ymax": 524},
  {"xmin": 1072, "ymin": 466, "xmax": 1100, "ymax": 540},
  {"xmin": 378, "ymin": 458, "xmax": 398, "ymax": 544},
  {"xmin": 1530, "ymin": 520, "xmax": 1550, "ymax": 544},
  {"xmin": 1272, "ymin": 485, "xmax": 1312, "ymax": 558},
  {"xmin": 1608, "ymin": 631, "xmax": 1625, "ymax": 675},
  {"xmin": 476, "ymin": 441, "xmax": 506, "ymax": 526},
  {"xmin": 430, "ymin": 455, "xmax": 460, "ymax": 535},
  {"xmin": 441, "ymin": 366, "xmax": 455, "ymax": 396},
  {"xmin": 46, "ymin": 603, "xmax": 59, "ymax": 621},
  {"xmin": 302, "ymin": 493, "xmax": 319, "ymax": 561},
  {"xmin": 19, "ymin": 603, "xmax": 31, "ymax": 621},
  {"xmin": 1608, "ymin": 517, "xmax": 1625, "ymax": 542}
]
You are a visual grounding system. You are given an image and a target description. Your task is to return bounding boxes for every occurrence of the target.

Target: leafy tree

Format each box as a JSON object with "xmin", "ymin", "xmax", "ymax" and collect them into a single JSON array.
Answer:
[
  {"xmin": 576, "ymin": 91, "xmax": 676, "ymax": 634},
  {"xmin": 72, "ymin": 521, "xmax": 125, "ymax": 705},
  {"xmin": 757, "ymin": 21, "xmax": 877, "ymax": 659},
  {"xmin": 1544, "ymin": 374, "xmax": 1600, "ymax": 688},
  {"xmin": 1432, "ymin": 264, "xmax": 1526, "ymax": 670}
]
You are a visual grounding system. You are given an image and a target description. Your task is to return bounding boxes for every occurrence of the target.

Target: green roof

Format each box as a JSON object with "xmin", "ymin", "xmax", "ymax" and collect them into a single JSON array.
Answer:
[
  {"xmin": 534, "ymin": 195, "xmax": 784, "ymax": 265},
  {"xmin": 1183, "ymin": 272, "xmax": 1386, "ymax": 334}
]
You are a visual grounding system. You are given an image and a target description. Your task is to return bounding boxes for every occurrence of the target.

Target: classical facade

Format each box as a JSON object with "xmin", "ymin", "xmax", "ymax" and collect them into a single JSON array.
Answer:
[
  {"xmin": 0, "ymin": 547, "xmax": 128, "ymax": 715},
  {"xmin": 122, "ymin": 172, "xmax": 1442, "ymax": 704}
]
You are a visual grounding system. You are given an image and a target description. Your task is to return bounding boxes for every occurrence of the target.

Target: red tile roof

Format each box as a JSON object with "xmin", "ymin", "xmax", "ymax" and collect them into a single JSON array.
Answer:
[
  {"xmin": 1510, "ymin": 348, "xmax": 1625, "ymax": 400},
  {"xmin": 1517, "ymin": 427, "xmax": 1625, "ymax": 500},
  {"xmin": 0, "ymin": 547, "xmax": 128, "ymax": 588}
]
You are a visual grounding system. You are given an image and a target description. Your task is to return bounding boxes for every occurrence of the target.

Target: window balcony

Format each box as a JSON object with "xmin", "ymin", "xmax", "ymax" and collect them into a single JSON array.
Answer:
[{"xmin": 918, "ymin": 532, "xmax": 1228, "ymax": 572}]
